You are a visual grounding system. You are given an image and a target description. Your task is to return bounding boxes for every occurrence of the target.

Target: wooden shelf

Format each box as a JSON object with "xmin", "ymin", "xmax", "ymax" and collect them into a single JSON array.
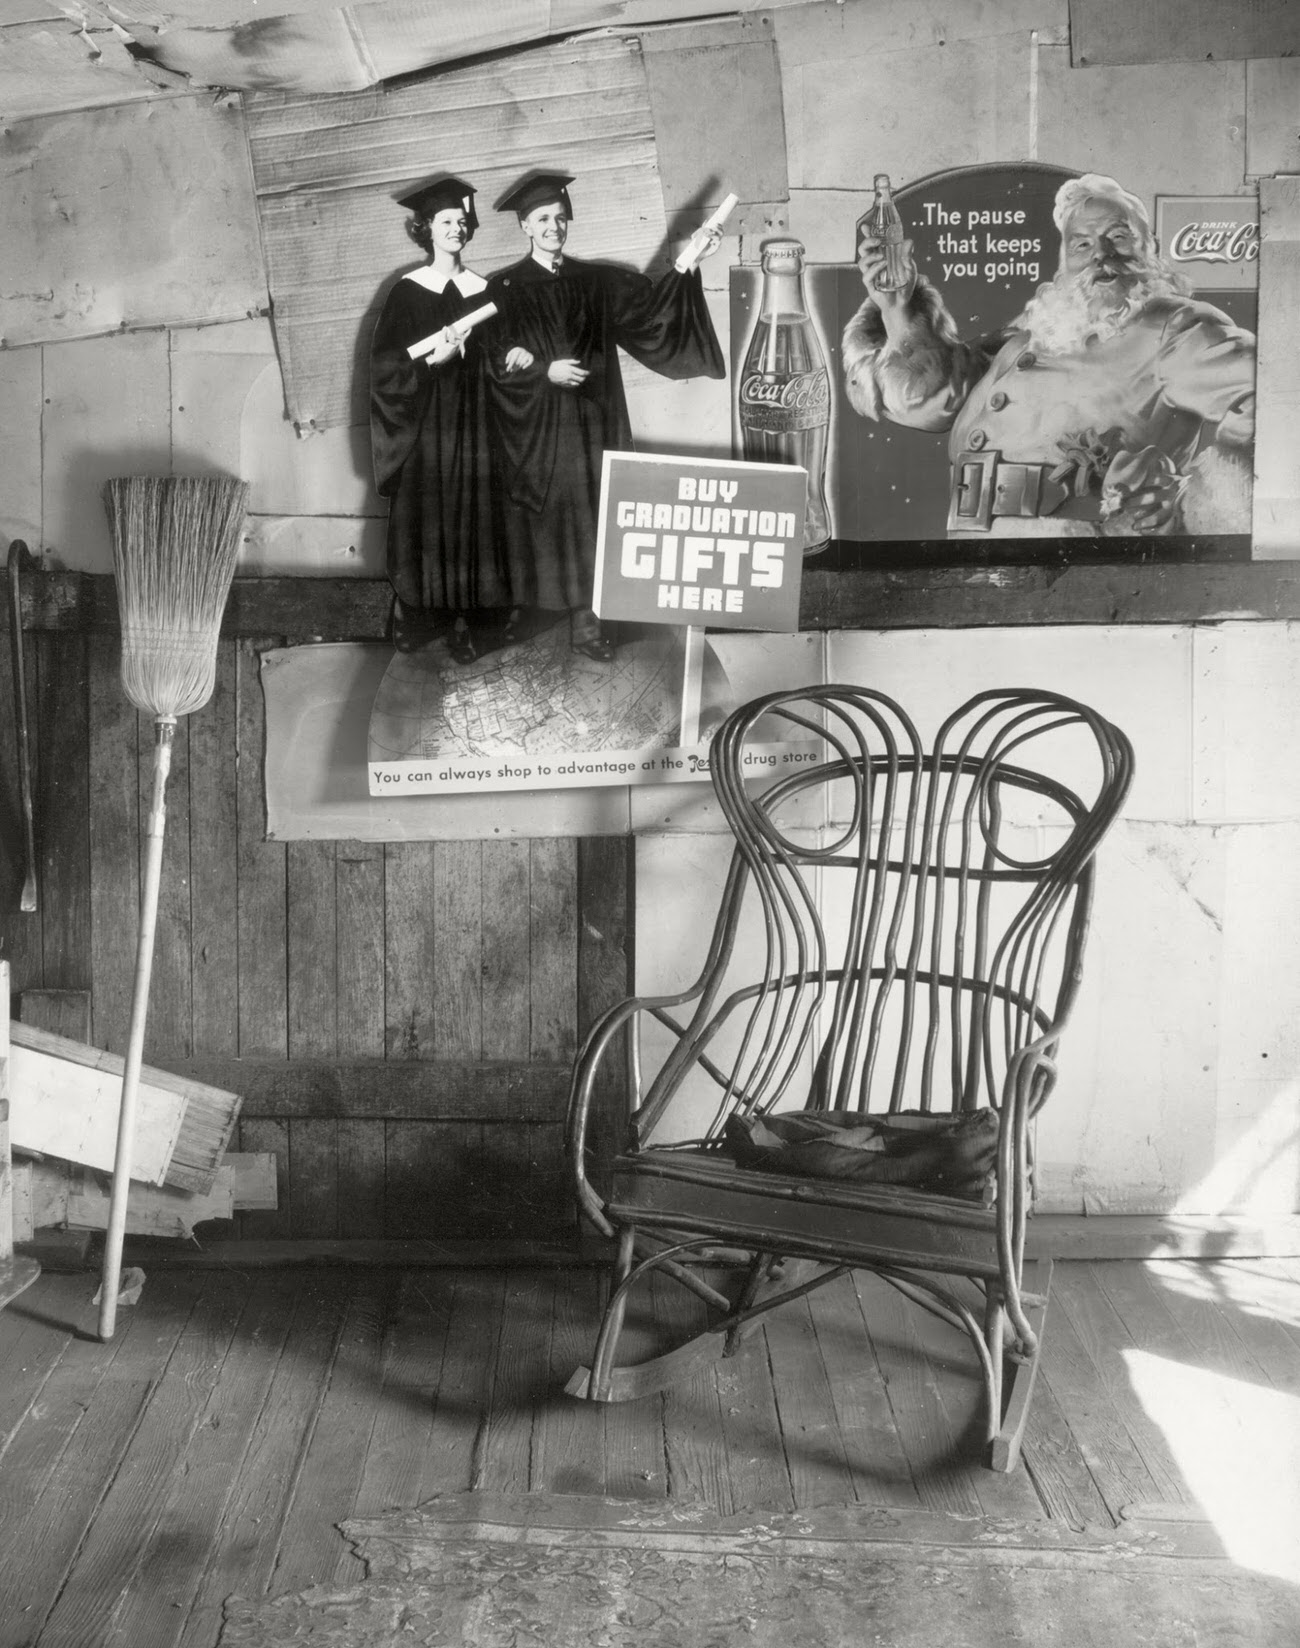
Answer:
[{"xmin": 13, "ymin": 561, "xmax": 1300, "ymax": 639}]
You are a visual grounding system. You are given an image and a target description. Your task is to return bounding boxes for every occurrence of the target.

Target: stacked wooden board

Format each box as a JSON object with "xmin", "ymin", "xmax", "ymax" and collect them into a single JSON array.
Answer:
[
  {"xmin": 6, "ymin": 1003, "xmax": 275, "ymax": 1242},
  {"xmin": 1, "ymin": 963, "xmax": 41, "ymax": 1307}
]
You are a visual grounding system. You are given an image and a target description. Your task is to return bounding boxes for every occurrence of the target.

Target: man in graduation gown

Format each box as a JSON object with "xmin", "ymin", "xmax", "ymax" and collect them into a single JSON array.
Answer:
[{"xmin": 485, "ymin": 172, "xmax": 725, "ymax": 660}]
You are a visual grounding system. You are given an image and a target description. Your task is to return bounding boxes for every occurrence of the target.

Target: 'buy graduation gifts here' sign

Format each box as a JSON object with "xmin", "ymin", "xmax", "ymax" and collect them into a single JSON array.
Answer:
[{"xmin": 593, "ymin": 452, "xmax": 805, "ymax": 632}]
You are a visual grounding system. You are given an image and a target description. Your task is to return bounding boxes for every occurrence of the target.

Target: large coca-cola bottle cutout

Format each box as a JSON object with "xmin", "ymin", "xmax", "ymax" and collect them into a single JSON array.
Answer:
[{"xmin": 737, "ymin": 239, "xmax": 832, "ymax": 555}]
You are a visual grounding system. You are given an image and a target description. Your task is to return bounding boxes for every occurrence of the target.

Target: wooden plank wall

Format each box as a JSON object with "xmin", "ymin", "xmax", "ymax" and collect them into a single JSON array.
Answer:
[{"xmin": 0, "ymin": 610, "xmax": 632, "ymax": 1242}]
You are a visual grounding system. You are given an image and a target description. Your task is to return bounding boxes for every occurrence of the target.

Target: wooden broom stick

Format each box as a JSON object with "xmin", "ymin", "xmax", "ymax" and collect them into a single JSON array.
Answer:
[{"xmin": 98, "ymin": 475, "xmax": 247, "ymax": 1340}]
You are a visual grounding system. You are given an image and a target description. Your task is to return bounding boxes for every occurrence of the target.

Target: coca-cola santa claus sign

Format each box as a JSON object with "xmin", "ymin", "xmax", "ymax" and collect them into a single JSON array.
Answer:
[{"xmin": 730, "ymin": 163, "xmax": 1258, "ymax": 559}]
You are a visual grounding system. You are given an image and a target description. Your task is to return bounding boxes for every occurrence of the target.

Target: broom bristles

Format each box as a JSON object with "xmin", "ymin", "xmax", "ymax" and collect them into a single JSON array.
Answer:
[{"xmin": 104, "ymin": 475, "xmax": 248, "ymax": 718}]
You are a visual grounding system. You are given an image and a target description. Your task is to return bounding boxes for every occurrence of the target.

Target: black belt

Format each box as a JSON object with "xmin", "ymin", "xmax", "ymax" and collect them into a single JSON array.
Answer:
[{"xmin": 947, "ymin": 449, "xmax": 1101, "ymax": 533}]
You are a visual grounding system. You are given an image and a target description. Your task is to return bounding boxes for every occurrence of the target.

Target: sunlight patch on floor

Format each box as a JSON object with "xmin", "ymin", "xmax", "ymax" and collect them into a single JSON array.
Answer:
[
  {"xmin": 1146, "ymin": 1256, "xmax": 1300, "ymax": 1335},
  {"xmin": 1124, "ymin": 1349, "xmax": 1300, "ymax": 1583}
]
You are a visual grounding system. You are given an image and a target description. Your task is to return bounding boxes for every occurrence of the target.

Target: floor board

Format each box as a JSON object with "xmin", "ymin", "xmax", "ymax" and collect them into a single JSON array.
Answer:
[
  {"xmin": 350, "ymin": 1270, "xmax": 453, "ymax": 1519},
  {"xmin": 852, "ymin": 1273, "xmax": 985, "ymax": 1519},
  {"xmin": 176, "ymin": 1270, "xmax": 350, "ymax": 1648},
  {"xmin": 658, "ymin": 1271, "xmax": 733, "ymax": 1514},
  {"xmin": 806, "ymin": 1271, "xmax": 918, "ymax": 1511},
  {"xmin": 0, "ymin": 1253, "xmax": 1295, "ymax": 1646},
  {"xmin": 35, "ymin": 1272, "xmax": 247, "ymax": 1648},
  {"xmin": 273, "ymin": 1272, "xmax": 396, "ymax": 1594},
  {"xmin": 106, "ymin": 1271, "xmax": 304, "ymax": 1648},
  {"xmin": 532, "ymin": 1267, "xmax": 607, "ymax": 1498}
]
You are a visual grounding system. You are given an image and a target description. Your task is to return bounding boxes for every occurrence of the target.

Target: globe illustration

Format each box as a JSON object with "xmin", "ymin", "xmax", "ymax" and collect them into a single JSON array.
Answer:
[{"xmin": 368, "ymin": 619, "xmax": 732, "ymax": 767}]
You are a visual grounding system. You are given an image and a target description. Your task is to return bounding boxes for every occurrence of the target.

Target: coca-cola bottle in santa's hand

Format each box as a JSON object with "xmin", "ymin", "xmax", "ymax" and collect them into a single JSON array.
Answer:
[
  {"xmin": 737, "ymin": 239, "xmax": 832, "ymax": 555},
  {"xmin": 862, "ymin": 173, "xmax": 912, "ymax": 292}
]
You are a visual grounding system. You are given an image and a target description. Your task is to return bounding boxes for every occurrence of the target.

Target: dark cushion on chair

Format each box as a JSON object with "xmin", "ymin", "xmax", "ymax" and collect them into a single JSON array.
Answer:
[{"xmin": 722, "ymin": 1108, "xmax": 1000, "ymax": 1202}]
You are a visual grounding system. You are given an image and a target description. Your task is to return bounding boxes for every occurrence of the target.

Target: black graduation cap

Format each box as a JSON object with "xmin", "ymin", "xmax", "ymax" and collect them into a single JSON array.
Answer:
[
  {"xmin": 395, "ymin": 176, "xmax": 478, "ymax": 234},
  {"xmin": 496, "ymin": 171, "xmax": 575, "ymax": 219}
]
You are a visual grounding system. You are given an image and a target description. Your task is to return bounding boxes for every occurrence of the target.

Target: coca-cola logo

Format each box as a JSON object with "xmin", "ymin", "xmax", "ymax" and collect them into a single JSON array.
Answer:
[
  {"xmin": 1168, "ymin": 221, "xmax": 1259, "ymax": 265},
  {"xmin": 740, "ymin": 369, "xmax": 830, "ymax": 415}
]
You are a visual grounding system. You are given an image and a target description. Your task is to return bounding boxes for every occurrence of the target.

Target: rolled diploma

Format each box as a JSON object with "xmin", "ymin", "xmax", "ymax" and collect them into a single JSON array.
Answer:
[
  {"xmin": 406, "ymin": 301, "xmax": 499, "ymax": 360},
  {"xmin": 674, "ymin": 193, "xmax": 739, "ymax": 273}
]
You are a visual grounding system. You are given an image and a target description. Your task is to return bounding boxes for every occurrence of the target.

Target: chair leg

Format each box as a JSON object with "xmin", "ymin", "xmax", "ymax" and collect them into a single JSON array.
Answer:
[
  {"xmin": 568, "ymin": 1229, "xmax": 733, "ymax": 1403},
  {"xmin": 723, "ymin": 1250, "xmax": 774, "ymax": 1355},
  {"xmin": 581, "ymin": 1226, "xmax": 637, "ymax": 1400},
  {"xmin": 988, "ymin": 1258, "xmax": 1053, "ymax": 1472}
]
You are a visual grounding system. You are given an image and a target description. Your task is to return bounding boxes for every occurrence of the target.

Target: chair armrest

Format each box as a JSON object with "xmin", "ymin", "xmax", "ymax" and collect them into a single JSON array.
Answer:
[{"xmin": 565, "ymin": 986, "xmax": 708, "ymax": 1235}]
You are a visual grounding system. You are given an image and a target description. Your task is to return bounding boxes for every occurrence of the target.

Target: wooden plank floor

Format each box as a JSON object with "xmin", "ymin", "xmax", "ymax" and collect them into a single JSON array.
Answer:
[{"xmin": 1, "ymin": 1256, "xmax": 1298, "ymax": 1646}]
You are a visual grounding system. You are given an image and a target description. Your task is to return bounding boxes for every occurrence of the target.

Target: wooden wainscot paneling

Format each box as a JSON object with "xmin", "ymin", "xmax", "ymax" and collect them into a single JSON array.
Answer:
[{"xmin": 1, "ymin": 576, "xmax": 633, "ymax": 1243}]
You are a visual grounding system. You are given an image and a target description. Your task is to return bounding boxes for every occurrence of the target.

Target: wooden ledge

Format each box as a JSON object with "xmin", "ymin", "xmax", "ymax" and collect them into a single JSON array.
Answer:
[{"xmin": 13, "ymin": 562, "xmax": 1300, "ymax": 638}]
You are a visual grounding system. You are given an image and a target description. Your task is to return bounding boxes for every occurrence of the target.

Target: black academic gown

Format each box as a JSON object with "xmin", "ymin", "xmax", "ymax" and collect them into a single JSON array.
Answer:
[
  {"xmin": 484, "ymin": 256, "xmax": 725, "ymax": 611},
  {"xmin": 369, "ymin": 267, "xmax": 511, "ymax": 615}
]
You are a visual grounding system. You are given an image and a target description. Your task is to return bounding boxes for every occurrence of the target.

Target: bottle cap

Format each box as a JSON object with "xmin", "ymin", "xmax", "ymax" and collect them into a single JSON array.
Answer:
[
  {"xmin": 760, "ymin": 239, "xmax": 805, "ymax": 272},
  {"xmin": 873, "ymin": 173, "xmax": 891, "ymax": 190}
]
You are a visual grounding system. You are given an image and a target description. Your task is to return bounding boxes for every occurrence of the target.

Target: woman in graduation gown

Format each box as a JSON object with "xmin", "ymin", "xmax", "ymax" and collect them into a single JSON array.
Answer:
[
  {"xmin": 370, "ymin": 176, "xmax": 509, "ymax": 661},
  {"xmin": 485, "ymin": 173, "xmax": 725, "ymax": 660}
]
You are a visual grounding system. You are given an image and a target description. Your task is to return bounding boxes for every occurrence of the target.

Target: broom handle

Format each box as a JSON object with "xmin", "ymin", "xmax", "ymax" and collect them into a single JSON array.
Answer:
[{"xmin": 98, "ymin": 715, "xmax": 175, "ymax": 1340}]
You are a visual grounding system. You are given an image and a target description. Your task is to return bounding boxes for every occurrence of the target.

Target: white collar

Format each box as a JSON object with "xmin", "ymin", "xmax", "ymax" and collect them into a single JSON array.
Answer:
[{"xmin": 402, "ymin": 265, "xmax": 487, "ymax": 296}]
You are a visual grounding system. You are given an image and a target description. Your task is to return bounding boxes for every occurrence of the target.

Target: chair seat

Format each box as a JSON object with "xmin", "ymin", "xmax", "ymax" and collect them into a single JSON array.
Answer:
[{"xmin": 609, "ymin": 1146, "xmax": 1003, "ymax": 1279}]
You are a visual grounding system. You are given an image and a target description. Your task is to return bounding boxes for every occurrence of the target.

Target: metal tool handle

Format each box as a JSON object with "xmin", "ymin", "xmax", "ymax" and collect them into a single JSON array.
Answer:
[{"xmin": 7, "ymin": 541, "xmax": 37, "ymax": 914}]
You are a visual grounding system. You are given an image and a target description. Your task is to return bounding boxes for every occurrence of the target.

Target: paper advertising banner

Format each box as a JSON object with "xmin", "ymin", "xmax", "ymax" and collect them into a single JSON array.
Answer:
[
  {"xmin": 365, "ymin": 616, "xmax": 820, "ymax": 796},
  {"xmin": 592, "ymin": 451, "xmax": 805, "ymax": 631}
]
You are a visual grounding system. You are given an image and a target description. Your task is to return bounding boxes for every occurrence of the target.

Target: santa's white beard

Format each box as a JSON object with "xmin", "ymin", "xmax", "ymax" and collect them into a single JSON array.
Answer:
[{"xmin": 1016, "ymin": 265, "xmax": 1184, "ymax": 355}]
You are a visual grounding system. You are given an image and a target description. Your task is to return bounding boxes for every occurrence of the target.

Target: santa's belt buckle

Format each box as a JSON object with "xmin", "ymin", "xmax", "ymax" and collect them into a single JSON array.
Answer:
[{"xmin": 947, "ymin": 447, "xmax": 1001, "ymax": 532}]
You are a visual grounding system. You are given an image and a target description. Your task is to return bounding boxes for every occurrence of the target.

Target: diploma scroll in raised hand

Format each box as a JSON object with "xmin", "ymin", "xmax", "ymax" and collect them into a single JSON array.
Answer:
[{"xmin": 674, "ymin": 193, "xmax": 739, "ymax": 273}]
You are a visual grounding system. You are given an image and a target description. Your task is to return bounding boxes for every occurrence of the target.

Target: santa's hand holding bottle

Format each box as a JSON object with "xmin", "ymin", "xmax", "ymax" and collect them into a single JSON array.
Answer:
[{"xmin": 857, "ymin": 174, "xmax": 916, "ymax": 311}]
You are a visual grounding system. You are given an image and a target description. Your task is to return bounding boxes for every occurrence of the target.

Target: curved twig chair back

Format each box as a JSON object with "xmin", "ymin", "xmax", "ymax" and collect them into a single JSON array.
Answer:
[
  {"xmin": 566, "ymin": 685, "xmax": 1133, "ymax": 1472},
  {"xmin": 647, "ymin": 685, "xmax": 1129, "ymax": 1135}
]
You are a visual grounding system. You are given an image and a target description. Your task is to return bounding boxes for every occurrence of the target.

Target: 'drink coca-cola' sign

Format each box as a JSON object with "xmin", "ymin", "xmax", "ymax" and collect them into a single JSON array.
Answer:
[
  {"xmin": 592, "ymin": 451, "xmax": 805, "ymax": 631},
  {"xmin": 1155, "ymin": 195, "xmax": 1260, "ymax": 291}
]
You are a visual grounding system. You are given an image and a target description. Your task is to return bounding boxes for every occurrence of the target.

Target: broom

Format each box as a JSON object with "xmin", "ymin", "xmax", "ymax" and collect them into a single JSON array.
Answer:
[{"xmin": 98, "ymin": 475, "xmax": 248, "ymax": 1340}]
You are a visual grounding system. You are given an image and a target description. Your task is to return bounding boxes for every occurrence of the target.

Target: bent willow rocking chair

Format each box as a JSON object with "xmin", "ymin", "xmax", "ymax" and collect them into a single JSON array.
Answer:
[{"xmin": 566, "ymin": 685, "xmax": 1134, "ymax": 1471}]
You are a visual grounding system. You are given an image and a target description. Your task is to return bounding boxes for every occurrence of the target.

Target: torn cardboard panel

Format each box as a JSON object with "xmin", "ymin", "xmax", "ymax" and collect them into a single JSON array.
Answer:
[
  {"xmin": 0, "ymin": 18, "xmax": 157, "ymax": 120},
  {"xmin": 1069, "ymin": 0, "xmax": 1300, "ymax": 67},
  {"xmin": 114, "ymin": 1, "xmax": 770, "ymax": 96},
  {"xmin": 128, "ymin": 11, "xmax": 377, "ymax": 96},
  {"xmin": 0, "ymin": 94, "xmax": 266, "ymax": 347},
  {"xmin": 640, "ymin": 11, "xmax": 789, "ymax": 240}
]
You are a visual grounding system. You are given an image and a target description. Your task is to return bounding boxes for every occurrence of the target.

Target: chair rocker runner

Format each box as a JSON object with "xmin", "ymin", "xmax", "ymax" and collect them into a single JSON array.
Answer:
[{"xmin": 565, "ymin": 685, "xmax": 1134, "ymax": 1472}]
